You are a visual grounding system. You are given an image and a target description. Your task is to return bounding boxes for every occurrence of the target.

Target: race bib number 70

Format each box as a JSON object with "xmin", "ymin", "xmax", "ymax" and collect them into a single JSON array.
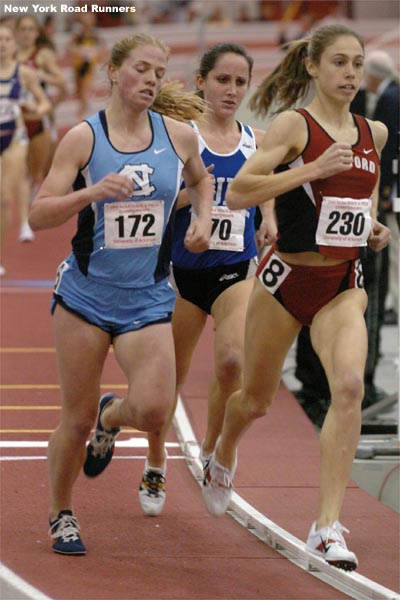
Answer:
[
  {"xmin": 104, "ymin": 201, "xmax": 164, "ymax": 249},
  {"xmin": 191, "ymin": 205, "xmax": 245, "ymax": 251}
]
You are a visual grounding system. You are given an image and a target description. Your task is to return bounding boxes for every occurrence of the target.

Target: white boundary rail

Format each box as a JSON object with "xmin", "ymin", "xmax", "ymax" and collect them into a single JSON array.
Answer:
[
  {"xmin": 173, "ymin": 397, "xmax": 400, "ymax": 600},
  {"xmin": 0, "ymin": 565, "xmax": 53, "ymax": 600}
]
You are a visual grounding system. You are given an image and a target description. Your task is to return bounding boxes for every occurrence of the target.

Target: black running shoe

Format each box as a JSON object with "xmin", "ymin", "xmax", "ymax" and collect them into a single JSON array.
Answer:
[
  {"xmin": 49, "ymin": 510, "xmax": 86, "ymax": 555},
  {"xmin": 83, "ymin": 393, "xmax": 120, "ymax": 477}
]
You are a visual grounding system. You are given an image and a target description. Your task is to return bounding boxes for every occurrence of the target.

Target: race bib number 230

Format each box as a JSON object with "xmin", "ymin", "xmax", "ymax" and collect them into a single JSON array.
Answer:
[{"xmin": 316, "ymin": 196, "xmax": 372, "ymax": 247}]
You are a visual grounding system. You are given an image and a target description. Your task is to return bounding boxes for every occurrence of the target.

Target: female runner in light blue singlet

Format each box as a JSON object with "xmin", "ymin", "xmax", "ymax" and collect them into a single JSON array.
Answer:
[{"xmin": 28, "ymin": 33, "xmax": 213, "ymax": 556}]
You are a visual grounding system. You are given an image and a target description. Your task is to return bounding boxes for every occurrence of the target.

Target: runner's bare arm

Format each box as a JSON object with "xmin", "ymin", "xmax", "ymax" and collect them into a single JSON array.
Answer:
[
  {"xmin": 226, "ymin": 111, "xmax": 354, "ymax": 209},
  {"xmin": 29, "ymin": 124, "xmax": 134, "ymax": 230}
]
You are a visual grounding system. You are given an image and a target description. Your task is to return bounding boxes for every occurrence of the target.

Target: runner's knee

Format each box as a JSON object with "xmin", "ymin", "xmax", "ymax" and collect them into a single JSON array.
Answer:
[
  {"xmin": 136, "ymin": 405, "xmax": 168, "ymax": 432},
  {"xmin": 216, "ymin": 350, "xmax": 243, "ymax": 386},
  {"xmin": 61, "ymin": 412, "xmax": 95, "ymax": 441},
  {"xmin": 124, "ymin": 396, "xmax": 169, "ymax": 432},
  {"xmin": 331, "ymin": 370, "xmax": 364, "ymax": 411},
  {"xmin": 244, "ymin": 390, "xmax": 272, "ymax": 420}
]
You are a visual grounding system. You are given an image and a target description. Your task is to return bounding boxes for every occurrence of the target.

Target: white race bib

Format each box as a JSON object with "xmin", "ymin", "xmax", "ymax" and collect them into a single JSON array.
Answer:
[
  {"xmin": 316, "ymin": 196, "xmax": 372, "ymax": 247},
  {"xmin": 191, "ymin": 205, "xmax": 245, "ymax": 251},
  {"xmin": 0, "ymin": 98, "xmax": 20, "ymax": 125},
  {"xmin": 104, "ymin": 201, "xmax": 163, "ymax": 249}
]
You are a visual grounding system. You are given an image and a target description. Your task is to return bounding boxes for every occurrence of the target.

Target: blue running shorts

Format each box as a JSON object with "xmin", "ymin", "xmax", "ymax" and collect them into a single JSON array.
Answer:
[{"xmin": 51, "ymin": 258, "xmax": 176, "ymax": 337}]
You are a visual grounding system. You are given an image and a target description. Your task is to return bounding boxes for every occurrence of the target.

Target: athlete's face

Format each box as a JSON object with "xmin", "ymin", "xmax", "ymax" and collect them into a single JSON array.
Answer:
[
  {"xmin": 0, "ymin": 27, "xmax": 16, "ymax": 59},
  {"xmin": 196, "ymin": 52, "xmax": 250, "ymax": 118},
  {"xmin": 15, "ymin": 18, "xmax": 39, "ymax": 49},
  {"xmin": 110, "ymin": 44, "xmax": 167, "ymax": 110},
  {"xmin": 307, "ymin": 35, "xmax": 364, "ymax": 104}
]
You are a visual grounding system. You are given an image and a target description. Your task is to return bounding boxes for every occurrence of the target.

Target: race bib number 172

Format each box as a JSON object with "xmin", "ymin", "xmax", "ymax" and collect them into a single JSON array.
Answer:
[{"xmin": 104, "ymin": 201, "xmax": 164, "ymax": 249}]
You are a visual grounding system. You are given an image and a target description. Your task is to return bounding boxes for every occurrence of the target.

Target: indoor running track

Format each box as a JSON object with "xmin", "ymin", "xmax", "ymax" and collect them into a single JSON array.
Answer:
[{"xmin": 1, "ymin": 220, "xmax": 399, "ymax": 600}]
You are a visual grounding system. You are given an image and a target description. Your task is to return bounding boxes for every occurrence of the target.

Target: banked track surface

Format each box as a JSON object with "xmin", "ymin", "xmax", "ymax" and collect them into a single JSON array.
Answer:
[{"xmin": 173, "ymin": 398, "xmax": 400, "ymax": 600}]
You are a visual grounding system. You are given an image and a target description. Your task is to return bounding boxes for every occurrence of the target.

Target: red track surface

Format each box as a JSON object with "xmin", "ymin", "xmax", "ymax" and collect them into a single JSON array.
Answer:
[{"xmin": 1, "ymin": 219, "xmax": 399, "ymax": 600}]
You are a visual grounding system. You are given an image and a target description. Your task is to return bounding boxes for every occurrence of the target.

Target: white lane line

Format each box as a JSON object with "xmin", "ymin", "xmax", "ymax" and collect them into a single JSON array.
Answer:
[
  {"xmin": 0, "ymin": 439, "xmax": 180, "ymax": 448},
  {"xmin": 0, "ymin": 564, "xmax": 53, "ymax": 600},
  {"xmin": 173, "ymin": 396, "xmax": 400, "ymax": 600},
  {"xmin": 0, "ymin": 456, "xmax": 186, "ymax": 462},
  {"xmin": 0, "ymin": 439, "xmax": 182, "ymax": 461}
]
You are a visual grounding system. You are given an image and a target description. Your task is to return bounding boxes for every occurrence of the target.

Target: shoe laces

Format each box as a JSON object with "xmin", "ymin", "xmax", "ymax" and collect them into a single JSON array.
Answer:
[
  {"xmin": 221, "ymin": 467, "xmax": 232, "ymax": 489},
  {"xmin": 208, "ymin": 460, "xmax": 232, "ymax": 490},
  {"xmin": 142, "ymin": 470, "xmax": 165, "ymax": 497},
  {"xmin": 49, "ymin": 514, "xmax": 81, "ymax": 542},
  {"xmin": 324, "ymin": 521, "xmax": 350, "ymax": 548},
  {"xmin": 90, "ymin": 430, "xmax": 118, "ymax": 458}
]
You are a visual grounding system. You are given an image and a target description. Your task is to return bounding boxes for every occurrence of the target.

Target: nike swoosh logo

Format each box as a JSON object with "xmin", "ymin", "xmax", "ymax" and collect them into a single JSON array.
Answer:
[
  {"xmin": 320, "ymin": 536, "xmax": 331, "ymax": 553},
  {"xmin": 154, "ymin": 148, "xmax": 166, "ymax": 154},
  {"xmin": 363, "ymin": 149, "xmax": 373, "ymax": 154}
]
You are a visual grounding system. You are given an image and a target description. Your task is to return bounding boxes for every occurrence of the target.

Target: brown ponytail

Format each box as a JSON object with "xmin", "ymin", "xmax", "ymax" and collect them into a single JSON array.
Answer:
[{"xmin": 250, "ymin": 39, "xmax": 310, "ymax": 117}]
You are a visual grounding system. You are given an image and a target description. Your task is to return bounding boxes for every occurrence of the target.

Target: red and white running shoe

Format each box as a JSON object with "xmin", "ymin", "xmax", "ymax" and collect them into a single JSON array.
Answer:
[
  {"xmin": 306, "ymin": 521, "xmax": 358, "ymax": 571},
  {"xmin": 202, "ymin": 440, "xmax": 237, "ymax": 517}
]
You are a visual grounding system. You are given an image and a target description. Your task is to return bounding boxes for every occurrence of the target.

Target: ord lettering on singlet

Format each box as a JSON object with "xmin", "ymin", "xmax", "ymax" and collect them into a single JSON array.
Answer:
[
  {"xmin": 316, "ymin": 196, "xmax": 372, "ymax": 247},
  {"xmin": 258, "ymin": 252, "xmax": 292, "ymax": 294},
  {"xmin": 104, "ymin": 201, "xmax": 164, "ymax": 249},
  {"xmin": 191, "ymin": 205, "xmax": 245, "ymax": 251}
]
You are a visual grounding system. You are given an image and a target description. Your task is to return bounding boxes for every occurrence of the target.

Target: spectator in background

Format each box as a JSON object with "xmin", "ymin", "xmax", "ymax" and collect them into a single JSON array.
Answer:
[
  {"xmin": 259, "ymin": 0, "xmax": 283, "ymax": 22},
  {"xmin": 363, "ymin": 51, "xmax": 399, "ymax": 326},
  {"xmin": 37, "ymin": 15, "xmax": 57, "ymax": 51},
  {"xmin": 292, "ymin": 49, "xmax": 399, "ymax": 421},
  {"xmin": 35, "ymin": 15, "xmax": 62, "ymax": 177},
  {"xmin": 0, "ymin": 24, "xmax": 51, "ymax": 275},
  {"xmin": 70, "ymin": 12, "xmax": 107, "ymax": 120},
  {"xmin": 93, "ymin": 1, "xmax": 126, "ymax": 27},
  {"xmin": 15, "ymin": 15, "xmax": 67, "ymax": 241},
  {"xmin": 137, "ymin": 0, "xmax": 194, "ymax": 24},
  {"xmin": 277, "ymin": 0, "xmax": 339, "ymax": 47}
]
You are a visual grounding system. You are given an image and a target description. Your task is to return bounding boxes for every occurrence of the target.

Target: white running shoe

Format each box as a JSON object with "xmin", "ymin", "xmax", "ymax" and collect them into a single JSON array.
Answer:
[
  {"xmin": 306, "ymin": 521, "xmax": 358, "ymax": 571},
  {"xmin": 139, "ymin": 452, "xmax": 167, "ymax": 517},
  {"xmin": 0, "ymin": 265, "xmax": 5, "ymax": 277},
  {"xmin": 19, "ymin": 222, "xmax": 35, "ymax": 242},
  {"xmin": 202, "ymin": 443, "xmax": 237, "ymax": 517},
  {"xmin": 199, "ymin": 440, "xmax": 212, "ymax": 468}
]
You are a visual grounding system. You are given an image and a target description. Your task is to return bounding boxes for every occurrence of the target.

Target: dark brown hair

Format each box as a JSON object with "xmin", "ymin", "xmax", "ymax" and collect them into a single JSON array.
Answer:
[{"xmin": 196, "ymin": 42, "xmax": 254, "ymax": 98}]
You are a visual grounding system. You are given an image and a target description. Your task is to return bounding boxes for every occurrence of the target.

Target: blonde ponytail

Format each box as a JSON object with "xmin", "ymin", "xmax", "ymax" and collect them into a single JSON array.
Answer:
[{"xmin": 152, "ymin": 80, "xmax": 206, "ymax": 122}]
